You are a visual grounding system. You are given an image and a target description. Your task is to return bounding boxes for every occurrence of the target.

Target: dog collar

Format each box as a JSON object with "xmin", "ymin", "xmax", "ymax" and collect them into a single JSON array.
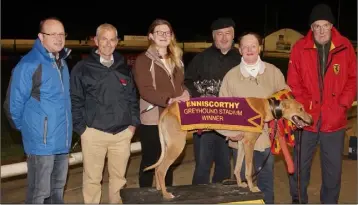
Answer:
[{"xmin": 268, "ymin": 98, "xmax": 283, "ymax": 119}]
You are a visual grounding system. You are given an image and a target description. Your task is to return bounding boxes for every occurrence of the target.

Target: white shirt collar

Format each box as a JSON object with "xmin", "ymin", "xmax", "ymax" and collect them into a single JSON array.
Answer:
[
  {"xmin": 239, "ymin": 56, "xmax": 265, "ymax": 78},
  {"xmin": 96, "ymin": 50, "xmax": 114, "ymax": 67}
]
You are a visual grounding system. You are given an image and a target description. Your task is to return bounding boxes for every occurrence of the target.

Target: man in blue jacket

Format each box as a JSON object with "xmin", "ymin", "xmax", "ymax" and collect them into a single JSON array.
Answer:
[{"xmin": 3, "ymin": 17, "xmax": 72, "ymax": 204}]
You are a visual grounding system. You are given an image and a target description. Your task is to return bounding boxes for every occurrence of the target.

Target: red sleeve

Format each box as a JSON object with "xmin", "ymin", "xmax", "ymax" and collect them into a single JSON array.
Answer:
[
  {"xmin": 287, "ymin": 43, "xmax": 310, "ymax": 107},
  {"xmin": 339, "ymin": 42, "xmax": 357, "ymax": 108}
]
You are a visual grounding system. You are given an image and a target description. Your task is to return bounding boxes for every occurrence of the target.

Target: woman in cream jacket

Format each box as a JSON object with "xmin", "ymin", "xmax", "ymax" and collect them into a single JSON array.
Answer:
[{"xmin": 219, "ymin": 32, "xmax": 289, "ymax": 204}]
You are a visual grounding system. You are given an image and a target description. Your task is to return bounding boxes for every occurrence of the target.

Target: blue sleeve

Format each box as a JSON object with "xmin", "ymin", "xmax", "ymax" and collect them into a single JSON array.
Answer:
[{"xmin": 3, "ymin": 62, "xmax": 34, "ymax": 130}]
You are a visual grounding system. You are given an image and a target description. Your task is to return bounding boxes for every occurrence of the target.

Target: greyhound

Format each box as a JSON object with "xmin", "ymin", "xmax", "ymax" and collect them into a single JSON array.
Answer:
[{"xmin": 143, "ymin": 96, "xmax": 313, "ymax": 199}]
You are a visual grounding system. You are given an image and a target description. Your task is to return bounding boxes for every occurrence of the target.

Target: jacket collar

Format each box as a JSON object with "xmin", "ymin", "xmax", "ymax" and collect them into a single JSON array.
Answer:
[
  {"xmin": 211, "ymin": 43, "xmax": 239, "ymax": 56},
  {"xmin": 89, "ymin": 48, "xmax": 125, "ymax": 68},
  {"xmin": 145, "ymin": 45, "xmax": 168, "ymax": 70},
  {"xmin": 239, "ymin": 59, "xmax": 266, "ymax": 78},
  {"xmin": 33, "ymin": 38, "xmax": 71, "ymax": 61},
  {"xmin": 303, "ymin": 27, "xmax": 345, "ymax": 50}
]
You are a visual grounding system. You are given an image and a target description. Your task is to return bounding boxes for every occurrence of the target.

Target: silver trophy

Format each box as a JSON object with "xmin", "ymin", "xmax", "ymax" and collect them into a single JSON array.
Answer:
[{"xmin": 194, "ymin": 79, "xmax": 222, "ymax": 97}]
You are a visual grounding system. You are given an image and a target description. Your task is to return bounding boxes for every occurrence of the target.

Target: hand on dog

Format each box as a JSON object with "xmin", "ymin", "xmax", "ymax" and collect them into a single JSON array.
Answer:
[
  {"xmin": 168, "ymin": 97, "xmax": 182, "ymax": 104},
  {"xmin": 179, "ymin": 90, "xmax": 190, "ymax": 101},
  {"xmin": 169, "ymin": 91, "xmax": 190, "ymax": 104},
  {"xmin": 228, "ymin": 133, "xmax": 244, "ymax": 141}
]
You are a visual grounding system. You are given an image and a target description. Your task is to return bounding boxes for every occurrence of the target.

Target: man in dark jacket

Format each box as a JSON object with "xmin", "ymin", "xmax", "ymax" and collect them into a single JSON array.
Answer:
[
  {"xmin": 70, "ymin": 23, "xmax": 140, "ymax": 204},
  {"xmin": 287, "ymin": 4, "xmax": 357, "ymax": 204},
  {"xmin": 184, "ymin": 18, "xmax": 241, "ymax": 185}
]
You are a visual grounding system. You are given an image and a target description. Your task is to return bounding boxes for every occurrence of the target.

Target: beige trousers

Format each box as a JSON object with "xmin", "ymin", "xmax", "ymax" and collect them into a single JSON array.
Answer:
[{"xmin": 81, "ymin": 127, "xmax": 133, "ymax": 204}]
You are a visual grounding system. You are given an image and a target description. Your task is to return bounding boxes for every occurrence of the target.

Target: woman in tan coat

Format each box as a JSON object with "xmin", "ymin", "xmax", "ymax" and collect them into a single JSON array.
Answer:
[
  {"xmin": 219, "ymin": 32, "xmax": 289, "ymax": 204},
  {"xmin": 132, "ymin": 19, "xmax": 190, "ymax": 188}
]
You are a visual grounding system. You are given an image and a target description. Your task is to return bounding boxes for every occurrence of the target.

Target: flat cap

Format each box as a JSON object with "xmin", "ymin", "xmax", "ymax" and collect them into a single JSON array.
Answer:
[{"xmin": 211, "ymin": 18, "xmax": 235, "ymax": 31}]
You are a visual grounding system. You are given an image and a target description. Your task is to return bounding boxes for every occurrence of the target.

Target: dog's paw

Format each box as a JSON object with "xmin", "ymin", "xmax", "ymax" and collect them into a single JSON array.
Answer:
[
  {"xmin": 237, "ymin": 182, "xmax": 248, "ymax": 188},
  {"xmin": 163, "ymin": 192, "xmax": 175, "ymax": 199},
  {"xmin": 250, "ymin": 186, "xmax": 261, "ymax": 192},
  {"xmin": 155, "ymin": 181, "xmax": 161, "ymax": 190}
]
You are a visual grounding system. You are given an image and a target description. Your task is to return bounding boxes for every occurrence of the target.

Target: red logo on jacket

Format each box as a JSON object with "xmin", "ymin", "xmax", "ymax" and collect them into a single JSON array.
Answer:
[{"xmin": 120, "ymin": 79, "xmax": 127, "ymax": 86}]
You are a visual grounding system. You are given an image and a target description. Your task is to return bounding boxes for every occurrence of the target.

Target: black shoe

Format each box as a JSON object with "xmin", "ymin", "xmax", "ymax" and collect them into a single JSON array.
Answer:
[
  {"xmin": 221, "ymin": 179, "xmax": 237, "ymax": 185},
  {"xmin": 292, "ymin": 199, "xmax": 300, "ymax": 204},
  {"xmin": 292, "ymin": 199, "xmax": 306, "ymax": 204}
]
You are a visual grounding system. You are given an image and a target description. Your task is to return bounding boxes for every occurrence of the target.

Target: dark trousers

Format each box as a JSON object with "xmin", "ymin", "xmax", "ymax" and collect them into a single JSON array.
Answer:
[
  {"xmin": 289, "ymin": 129, "xmax": 345, "ymax": 204},
  {"xmin": 192, "ymin": 131, "xmax": 231, "ymax": 185},
  {"xmin": 26, "ymin": 154, "xmax": 69, "ymax": 204},
  {"xmin": 232, "ymin": 147, "xmax": 274, "ymax": 204},
  {"xmin": 138, "ymin": 124, "xmax": 174, "ymax": 187}
]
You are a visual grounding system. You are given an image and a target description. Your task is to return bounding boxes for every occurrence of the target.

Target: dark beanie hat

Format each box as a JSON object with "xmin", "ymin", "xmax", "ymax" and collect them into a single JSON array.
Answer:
[
  {"xmin": 211, "ymin": 18, "xmax": 235, "ymax": 31},
  {"xmin": 309, "ymin": 3, "xmax": 335, "ymax": 25}
]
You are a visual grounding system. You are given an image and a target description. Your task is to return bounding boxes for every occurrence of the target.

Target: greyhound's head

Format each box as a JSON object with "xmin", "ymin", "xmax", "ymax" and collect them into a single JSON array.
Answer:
[
  {"xmin": 279, "ymin": 98, "xmax": 313, "ymax": 129},
  {"xmin": 268, "ymin": 98, "xmax": 313, "ymax": 129}
]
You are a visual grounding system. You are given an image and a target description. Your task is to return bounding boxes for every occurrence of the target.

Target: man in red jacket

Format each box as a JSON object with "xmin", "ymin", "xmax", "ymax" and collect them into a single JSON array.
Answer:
[{"xmin": 287, "ymin": 3, "xmax": 357, "ymax": 204}]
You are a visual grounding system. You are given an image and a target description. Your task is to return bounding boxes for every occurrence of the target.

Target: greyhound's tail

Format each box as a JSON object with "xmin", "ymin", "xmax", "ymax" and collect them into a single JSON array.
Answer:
[{"xmin": 143, "ymin": 108, "xmax": 167, "ymax": 171}]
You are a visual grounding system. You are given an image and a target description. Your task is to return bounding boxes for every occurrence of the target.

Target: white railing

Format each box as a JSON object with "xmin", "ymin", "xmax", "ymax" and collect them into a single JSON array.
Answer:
[{"xmin": 1, "ymin": 142, "xmax": 141, "ymax": 179}]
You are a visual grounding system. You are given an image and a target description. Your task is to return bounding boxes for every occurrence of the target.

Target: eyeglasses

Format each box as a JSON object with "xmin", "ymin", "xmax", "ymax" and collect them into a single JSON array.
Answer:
[
  {"xmin": 312, "ymin": 23, "xmax": 332, "ymax": 32},
  {"xmin": 154, "ymin": 30, "xmax": 172, "ymax": 37},
  {"xmin": 41, "ymin": 32, "xmax": 68, "ymax": 38}
]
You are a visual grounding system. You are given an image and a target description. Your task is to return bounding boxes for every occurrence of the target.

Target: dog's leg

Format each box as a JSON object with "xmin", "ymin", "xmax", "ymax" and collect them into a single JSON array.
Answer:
[
  {"xmin": 157, "ymin": 113, "xmax": 187, "ymax": 199},
  {"xmin": 243, "ymin": 133, "xmax": 261, "ymax": 193},
  {"xmin": 234, "ymin": 141, "xmax": 247, "ymax": 188},
  {"xmin": 157, "ymin": 139, "xmax": 186, "ymax": 199},
  {"xmin": 155, "ymin": 167, "xmax": 161, "ymax": 190}
]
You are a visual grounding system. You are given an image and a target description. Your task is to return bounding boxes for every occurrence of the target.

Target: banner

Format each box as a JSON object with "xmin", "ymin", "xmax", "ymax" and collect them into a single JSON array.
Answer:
[{"xmin": 177, "ymin": 97, "xmax": 264, "ymax": 133}]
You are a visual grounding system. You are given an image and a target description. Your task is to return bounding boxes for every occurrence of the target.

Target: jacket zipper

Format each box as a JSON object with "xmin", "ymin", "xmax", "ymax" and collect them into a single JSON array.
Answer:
[
  {"xmin": 322, "ymin": 45, "xmax": 326, "ymax": 78},
  {"xmin": 325, "ymin": 46, "xmax": 346, "ymax": 70},
  {"xmin": 55, "ymin": 61, "xmax": 69, "ymax": 148},
  {"xmin": 43, "ymin": 116, "xmax": 48, "ymax": 144},
  {"xmin": 316, "ymin": 45, "xmax": 346, "ymax": 131},
  {"xmin": 320, "ymin": 45, "xmax": 346, "ymax": 97}
]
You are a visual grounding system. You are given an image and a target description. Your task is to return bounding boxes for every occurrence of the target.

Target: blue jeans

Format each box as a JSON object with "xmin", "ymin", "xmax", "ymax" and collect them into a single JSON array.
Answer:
[
  {"xmin": 26, "ymin": 154, "xmax": 69, "ymax": 204},
  {"xmin": 192, "ymin": 131, "xmax": 231, "ymax": 185},
  {"xmin": 233, "ymin": 147, "xmax": 274, "ymax": 204}
]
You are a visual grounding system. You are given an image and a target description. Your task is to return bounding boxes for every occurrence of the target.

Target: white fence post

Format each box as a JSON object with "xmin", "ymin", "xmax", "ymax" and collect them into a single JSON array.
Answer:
[{"xmin": 1, "ymin": 142, "xmax": 141, "ymax": 179}]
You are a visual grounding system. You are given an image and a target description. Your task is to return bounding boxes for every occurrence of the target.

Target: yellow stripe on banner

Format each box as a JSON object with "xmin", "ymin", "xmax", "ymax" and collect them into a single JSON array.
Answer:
[
  {"xmin": 180, "ymin": 123, "xmax": 263, "ymax": 133},
  {"xmin": 221, "ymin": 199, "xmax": 265, "ymax": 204},
  {"xmin": 245, "ymin": 99, "xmax": 264, "ymax": 128}
]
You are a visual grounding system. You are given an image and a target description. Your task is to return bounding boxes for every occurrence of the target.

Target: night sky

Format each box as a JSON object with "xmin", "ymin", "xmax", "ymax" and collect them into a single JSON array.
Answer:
[{"xmin": 1, "ymin": 0, "xmax": 357, "ymax": 41}]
